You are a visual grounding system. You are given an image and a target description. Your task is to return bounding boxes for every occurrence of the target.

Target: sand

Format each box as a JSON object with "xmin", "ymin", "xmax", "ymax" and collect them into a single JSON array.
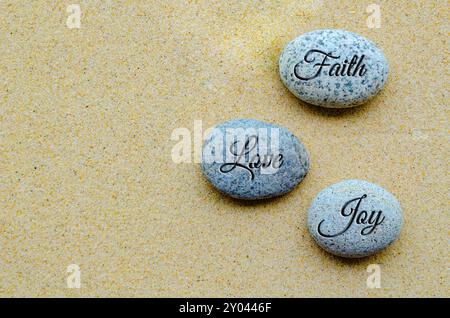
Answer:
[{"xmin": 0, "ymin": 0, "xmax": 448, "ymax": 297}]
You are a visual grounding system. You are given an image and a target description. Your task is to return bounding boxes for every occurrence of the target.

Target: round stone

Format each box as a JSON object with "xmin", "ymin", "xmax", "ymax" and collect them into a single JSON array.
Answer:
[
  {"xmin": 279, "ymin": 29, "xmax": 389, "ymax": 108},
  {"xmin": 307, "ymin": 180, "xmax": 402, "ymax": 258},
  {"xmin": 201, "ymin": 119, "xmax": 309, "ymax": 200}
]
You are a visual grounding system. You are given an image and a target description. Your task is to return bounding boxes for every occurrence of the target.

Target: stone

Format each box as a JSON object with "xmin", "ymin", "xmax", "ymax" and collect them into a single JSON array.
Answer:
[
  {"xmin": 279, "ymin": 29, "xmax": 389, "ymax": 108},
  {"xmin": 201, "ymin": 119, "xmax": 309, "ymax": 199},
  {"xmin": 307, "ymin": 180, "xmax": 402, "ymax": 258}
]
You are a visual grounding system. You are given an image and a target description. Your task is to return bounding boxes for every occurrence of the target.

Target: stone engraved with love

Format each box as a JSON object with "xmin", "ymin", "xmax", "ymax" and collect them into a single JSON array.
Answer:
[
  {"xmin": 317, "ymin": 194, "xmax": 385, "ymax": 237},
  {"xmin": 294, "ymin": 49, "xmax": 367, "ymax": 81},
  {"xmin": 219, "ymin": 135, "xmax": 284, "ymax": 181}
]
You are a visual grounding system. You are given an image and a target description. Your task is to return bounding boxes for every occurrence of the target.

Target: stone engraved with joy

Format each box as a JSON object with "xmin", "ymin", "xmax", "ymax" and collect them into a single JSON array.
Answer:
[
  {"xmin": 294, "ymin": 49, "xmax": 367, "ymax": 81},
  {"xmin": 317, "ymin": 194, "xmax": 385, "ymax": 238},
  {"xmin": 219, "ymin": 135, "xmax": 284, "ymax": 181}
]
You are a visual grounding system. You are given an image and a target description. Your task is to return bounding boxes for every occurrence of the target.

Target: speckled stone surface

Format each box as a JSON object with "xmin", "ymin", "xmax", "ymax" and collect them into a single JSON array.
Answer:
[
  {"xmin": 279, "ymin": 29, "xmax": 389, "ymax": 108},
  {"xmin": 308, "ymin": 180, "xmax": 403, "ymax": 258},
  {"xmin": 201, "ymin": 119, "xmax": 309, "ymax": 199}
]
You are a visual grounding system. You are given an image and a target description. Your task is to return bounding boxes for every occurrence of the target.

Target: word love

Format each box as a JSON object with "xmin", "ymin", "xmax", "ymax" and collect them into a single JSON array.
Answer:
[
  {"xmin": 318, "ymin": 194, "xmax": 385, "ymax": 237},
  {"xmin": 201, "ymin": 119, "xmax": 309, "ymax": 199},
  {"xmin": 294, "ymin": 49, "xmax": 367, "ymax": 81},
  {"xmin": 219, "ymin": 135, "xmax": 284, "ymax": 180}
]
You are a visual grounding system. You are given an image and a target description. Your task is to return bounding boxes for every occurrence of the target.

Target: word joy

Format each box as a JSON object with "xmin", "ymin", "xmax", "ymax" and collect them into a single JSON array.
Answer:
[
  {"xmin": 294, "ymin": 49, "xmax": 367, "ymax": 81},
  {"xmin": 219, "ymin": 135, "xmax": 283, "ymax": 180},
  {"xmin": 318, "ymin": 194, "xmax": 385, "ymax": 237}
]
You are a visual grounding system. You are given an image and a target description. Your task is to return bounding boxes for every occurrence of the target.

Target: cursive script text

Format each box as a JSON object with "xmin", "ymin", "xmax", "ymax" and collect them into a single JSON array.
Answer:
[
  {"xmin": 317, "ymin": 194, "xmax": 385, "ymax": 237},
  {"xmin": 219, "ymin": 135, "xmax": 283, "ymax": 180},
  {"xmin": 294, "ymin": 49, "xmax": 367, "ymax": 81}
]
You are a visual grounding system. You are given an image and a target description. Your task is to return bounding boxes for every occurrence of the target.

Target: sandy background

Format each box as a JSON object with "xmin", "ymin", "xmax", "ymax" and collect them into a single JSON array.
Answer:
[{"xmin": 0, "ymin": 0, "xmax": 448, "ymax": 297}]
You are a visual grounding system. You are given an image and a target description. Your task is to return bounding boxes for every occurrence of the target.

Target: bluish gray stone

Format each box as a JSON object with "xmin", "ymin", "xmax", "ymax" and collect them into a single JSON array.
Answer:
[
  {"xmin": 308, "ymin": 180, "xmax": 402, "ymax": 258},
  {"xmin": 201, "ymin": 119, "xmax": 309, "ymax": 199},
  {"xmin": 279, "ymin": 29, "xmax": 389, "ymax": 108}
]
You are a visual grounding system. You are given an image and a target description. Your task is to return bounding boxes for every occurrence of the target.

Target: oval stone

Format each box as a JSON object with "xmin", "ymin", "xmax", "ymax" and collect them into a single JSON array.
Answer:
[
  {"xmin": 279, "ymin": 29, "xmax": 389, "ymax": 108},
  {"xmin": 308, "ymin": 180, "xmax": 402, "ymax": 258},
  {"xmin": 201, "ymin": 119, "xmax": 309, "ymax": 199}
]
